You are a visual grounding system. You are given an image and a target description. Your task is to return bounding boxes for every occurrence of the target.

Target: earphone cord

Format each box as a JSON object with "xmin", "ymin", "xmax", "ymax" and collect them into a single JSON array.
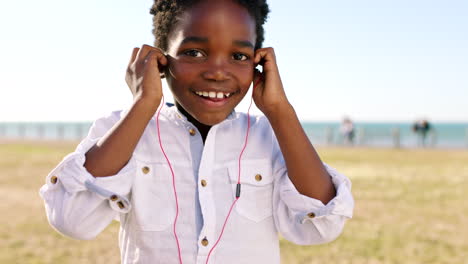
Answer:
[
  {"xmin": 156, "ymin": 94, "xmax": 183, "ymax": 264},
  {"xmin": 155, "ymin": 76, "xmax": 263, "ymax": 264}
]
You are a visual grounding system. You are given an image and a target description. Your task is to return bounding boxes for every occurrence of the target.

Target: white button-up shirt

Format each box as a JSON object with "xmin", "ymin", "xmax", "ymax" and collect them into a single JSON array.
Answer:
[{"xmin": 39, "ymin": 105, "xmax": 354, "ymax": 264}]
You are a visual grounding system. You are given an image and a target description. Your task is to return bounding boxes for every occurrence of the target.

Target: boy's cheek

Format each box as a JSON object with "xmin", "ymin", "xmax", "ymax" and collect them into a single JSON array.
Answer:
[
  {"xmin": 234, "ymin": 64, "xmax": 254, "ymax": 78},
  {"xmin": 167, "ymin": 62, "xmax": 195, "ymax": 81}
]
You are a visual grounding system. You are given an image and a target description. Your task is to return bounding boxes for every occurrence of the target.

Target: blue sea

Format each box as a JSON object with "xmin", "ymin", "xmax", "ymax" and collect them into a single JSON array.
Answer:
[
  {"xmin": 302, "ymin": 122, "xmax": 468, "ymax": 149},
  {"xmin": 0, "ymin": 121, "xmax": 467, "ymax": 149}
]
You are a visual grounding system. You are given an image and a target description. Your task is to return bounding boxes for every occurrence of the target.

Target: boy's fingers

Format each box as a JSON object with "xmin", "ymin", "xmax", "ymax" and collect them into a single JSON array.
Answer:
[
  {"xmin": 157, "ymin": 54, "xmax": 168, "ymax": 75},
  {"xmin": 129, "ymin": 47, "xmax": 139, "ymax": 66},
  {"xmin": 255, "ymin": 50, "xmax": 270, "ymax": 67},
  {"xmin": 143, "ymin": 50, "xmax": 168, "ymax": 75},
  {"xmin": 254, "ymin": 49, "xmax": 265, "ymax": 65},
  {"xmin": 155, "ymin": 51, "xmax": 168, "ymax": 68},
  {"xmin": 254, "ymin": 48, "xmax": 276, "ymax": 65},
  {"xmin": 134, "ymin": 45, "xmax": 167, "ymax": 74},
  {"xmin": 126, "ymin": 48, "xmax": 140, "ymax": 82},
  {"xmin": 135, "ymin": 44, "xmax": 158, "ymax": 66},
  {"xmin": 144, "ymin": 50, "xmax": 167, "ymax": 67}
]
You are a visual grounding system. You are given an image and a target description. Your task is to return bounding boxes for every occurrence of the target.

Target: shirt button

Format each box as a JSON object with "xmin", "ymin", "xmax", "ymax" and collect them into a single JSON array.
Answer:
[
  {"xmin": 255, "ymin": 174, "xmax": 262, "ymax": 181},
  {"xmin": 50, "ymin": 176, "xmax": 58, "ymax": 184},
  {"xmin": 189, "ymin": 128, "xmax": 196, "ymax": 136},
  {"xmin": 307, "ymin": 212, "xmax": 316, "ymax": 219},
  {"xmin": 201, "ymin": 179, "xmax": 207, "ymax": 187},
  {"xmin": 142, "ymin": 166, "xmax": 150, "ymax": 174},
  {"xmin": 201, "ymin": 237, "xmax": 209, "ymax": 247}
]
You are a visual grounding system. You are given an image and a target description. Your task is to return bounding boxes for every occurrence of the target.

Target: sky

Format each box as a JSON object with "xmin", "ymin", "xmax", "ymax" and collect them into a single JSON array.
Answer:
[{"xmin": 1, "ymin": 0, "xmax": 467, "ymax": 122}]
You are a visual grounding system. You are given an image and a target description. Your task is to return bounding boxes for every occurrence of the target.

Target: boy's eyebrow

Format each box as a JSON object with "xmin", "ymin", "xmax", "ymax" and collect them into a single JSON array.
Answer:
[
  {"xmin": 181, "ymin": 36, "xmax": 254, "ymax": 50},
  {"xmin": 233, "ymin": 40, "xmax": 254, "ymax": 49},
  {"xmin": 181, "ymin": 36, "xmax": 208, "ymax": 45}
]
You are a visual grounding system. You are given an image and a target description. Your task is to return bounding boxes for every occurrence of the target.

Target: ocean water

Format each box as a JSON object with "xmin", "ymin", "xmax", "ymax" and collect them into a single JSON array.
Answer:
[
  {"xmin": 302, "ymin": 122, "xmax": 468, "ymax": 149},
  {"xmin": 0, "ymin": 122, "xmax": 93, "ymax": 141},
  {"xmin": 0, "ymin": 121, "xmax": 467, "ymax": 149}
]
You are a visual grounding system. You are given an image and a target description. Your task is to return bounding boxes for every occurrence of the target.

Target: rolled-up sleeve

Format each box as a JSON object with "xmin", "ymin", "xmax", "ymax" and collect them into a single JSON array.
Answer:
[
  {"xmin": 39, "ymin": 110, "xmax": 136, "ymax": 240},
  {"xmin": 273, "ymin": 158, "xmax": 354, "ymax": 245}
]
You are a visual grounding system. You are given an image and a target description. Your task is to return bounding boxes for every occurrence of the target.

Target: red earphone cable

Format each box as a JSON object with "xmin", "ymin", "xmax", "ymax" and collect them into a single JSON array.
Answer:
[
  {"xmin": 205, "ymin": 76, "xmax": 262, "ymax": 263},
  {"xmin": 205, "ymin": 97, "xmax": 253, "ymax": 264},
  {"xmin": 155, "ymin": 76, "xmax": 263, "ymax": 264},
  {"xmin": 155, "ymin": 94, "xmax": 183, "ymax": 264}
]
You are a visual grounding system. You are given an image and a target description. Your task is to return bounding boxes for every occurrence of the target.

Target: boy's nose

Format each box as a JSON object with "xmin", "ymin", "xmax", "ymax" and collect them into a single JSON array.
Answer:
[
  {"xmin": 203, "ymin": 69, "xmax": 230, "ymax": 82},
  {"xmin": 202, "ymin": 59, "xmax": 231, "ymax": 82}
]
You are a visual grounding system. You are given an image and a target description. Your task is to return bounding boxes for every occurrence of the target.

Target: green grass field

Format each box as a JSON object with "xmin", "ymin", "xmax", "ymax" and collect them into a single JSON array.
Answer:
[{"xmin": 1, "ymin": 141, "xmax": 467, "ymax": 264}]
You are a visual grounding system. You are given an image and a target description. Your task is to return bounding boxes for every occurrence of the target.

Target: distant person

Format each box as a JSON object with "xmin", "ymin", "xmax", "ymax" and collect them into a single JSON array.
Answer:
[
  {"xmin": 412, "ymin": 119, "xmax": 431, "ymax": 147},
  {"xmin": 340, "ymin": 117, "xmax": 355, "ymax": 145},
  {"xmin": 38, "ymin": 1, "xmax": 354, "ymax": 263}
]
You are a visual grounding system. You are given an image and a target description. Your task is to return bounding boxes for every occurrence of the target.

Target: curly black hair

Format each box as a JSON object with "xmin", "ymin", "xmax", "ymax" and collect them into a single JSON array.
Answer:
[{"xmin": 149, "ymin": 0, "xmax": 270, "ymax": 51}]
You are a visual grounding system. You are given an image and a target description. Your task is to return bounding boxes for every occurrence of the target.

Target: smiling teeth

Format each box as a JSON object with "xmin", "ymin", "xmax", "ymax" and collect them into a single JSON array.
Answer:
[{"xmin": 195, "ymin": 91, "xmax": 232, "ymax": 98}]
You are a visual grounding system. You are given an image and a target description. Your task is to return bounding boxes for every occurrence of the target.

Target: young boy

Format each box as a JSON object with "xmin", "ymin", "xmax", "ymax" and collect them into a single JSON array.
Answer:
[{"xmin": 40, "ymin": 0, "xmax": 354, "ymax": 263}]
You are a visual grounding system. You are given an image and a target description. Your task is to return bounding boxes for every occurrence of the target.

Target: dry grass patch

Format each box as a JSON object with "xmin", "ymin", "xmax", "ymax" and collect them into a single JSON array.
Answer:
[{"xmin": 1, "ymin": 142, "xmax": 467, "ymax": 263}]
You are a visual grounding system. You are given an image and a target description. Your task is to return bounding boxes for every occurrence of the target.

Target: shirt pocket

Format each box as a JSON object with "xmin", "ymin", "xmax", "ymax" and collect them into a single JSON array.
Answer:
[
  {"xmin": 227, "ymin": 159, "xmax": 274, "ymax": 222},
  {"xmin": 132, "ymin": 162, "xmax": 175, "ymax": 231}
]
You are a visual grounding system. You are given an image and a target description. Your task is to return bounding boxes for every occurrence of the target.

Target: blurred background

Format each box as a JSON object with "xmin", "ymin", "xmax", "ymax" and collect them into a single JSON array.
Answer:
[{"xmin": 1, "ymin": 0, "xmax": 467, "ymax": 263}]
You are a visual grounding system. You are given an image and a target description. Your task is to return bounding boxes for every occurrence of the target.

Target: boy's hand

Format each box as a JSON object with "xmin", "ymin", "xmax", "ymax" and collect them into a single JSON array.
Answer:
[
  {"xmin": 252, "ymin": 47, "xmax": 290, "ymax": 117},
  {"xmin": 125, "ymin": 45, "xmax": 168, "ymax": 109}
]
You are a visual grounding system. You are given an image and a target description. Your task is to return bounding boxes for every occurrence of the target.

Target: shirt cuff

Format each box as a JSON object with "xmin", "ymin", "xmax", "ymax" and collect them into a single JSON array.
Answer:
[
  {"xmin": 279, "ymin": 163, "xmax": 354, "ymax": 224},
  {"xmin": 43, "ymin": 137, "xmax": 136, "ymax": 213}
]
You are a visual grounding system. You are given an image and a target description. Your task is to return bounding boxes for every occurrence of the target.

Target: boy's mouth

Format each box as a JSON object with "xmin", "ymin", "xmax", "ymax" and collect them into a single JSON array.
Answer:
[{"xmin": 193, "ymin": 91, "xmax": 234, "ymax": 100}]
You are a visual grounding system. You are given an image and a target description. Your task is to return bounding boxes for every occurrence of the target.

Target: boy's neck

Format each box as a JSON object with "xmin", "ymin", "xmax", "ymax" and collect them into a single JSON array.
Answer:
[{"xmin": 175, "ymin": 103, "xmax": 211, "ymax": 143}]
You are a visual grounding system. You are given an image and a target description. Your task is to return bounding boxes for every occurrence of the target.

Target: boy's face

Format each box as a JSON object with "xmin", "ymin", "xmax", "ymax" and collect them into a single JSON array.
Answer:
[{"xmin": 165, "ymin": 0, "xmax": 256, "ymax": 126}]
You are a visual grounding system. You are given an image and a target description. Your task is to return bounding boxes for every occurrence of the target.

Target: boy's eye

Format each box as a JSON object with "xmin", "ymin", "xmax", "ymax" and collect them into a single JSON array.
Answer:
[
  {"xmin": 232, "ymin": 53, "xmax": 249, "ymax": 61},
  {"xmin": 183, "ymin": 50, "xmax": 204, "ymax": 57}
]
